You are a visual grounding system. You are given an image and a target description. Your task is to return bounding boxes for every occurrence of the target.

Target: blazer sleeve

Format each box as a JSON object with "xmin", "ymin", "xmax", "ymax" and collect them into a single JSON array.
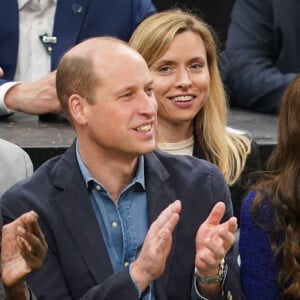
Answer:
[
  {"xmin": 29, "ymin": 249, "xmax": 140, "ymax": 300},
  {"xmin": 1, "ymin": 191, "xmax": 139, "ymax": 300},
  {"xmin": 191, "ymin": 164, "xmax": 245, "ymax": 299},
  {"xmin": 212, "ymin": 165, "xmax": 245, "ymax": 300},
  {"xmin": 223, "ymin": 0, "xmax": 296, "ymax": 113}
]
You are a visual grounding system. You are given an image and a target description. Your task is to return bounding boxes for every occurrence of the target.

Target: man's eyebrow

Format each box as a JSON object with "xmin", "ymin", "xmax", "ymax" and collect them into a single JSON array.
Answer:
[{"xmin": 115, "ymin": 79, "xmax": 153, "ymax": 93}]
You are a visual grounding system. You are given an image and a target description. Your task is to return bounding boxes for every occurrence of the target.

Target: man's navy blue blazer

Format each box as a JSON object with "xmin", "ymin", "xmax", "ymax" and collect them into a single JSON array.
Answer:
[
  {"xmin": 1, "ymin": 143, "xmax": 243, "ymax": 299},
  {"xmin": 0, "ymin": 0, "xmax": 156, "ymax": 84}
]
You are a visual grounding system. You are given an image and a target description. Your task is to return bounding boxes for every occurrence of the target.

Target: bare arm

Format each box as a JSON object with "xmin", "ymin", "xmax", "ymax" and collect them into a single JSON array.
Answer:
[{"xmin": 4, "ymin": 71, "xmax": 61, "ymax": 115}]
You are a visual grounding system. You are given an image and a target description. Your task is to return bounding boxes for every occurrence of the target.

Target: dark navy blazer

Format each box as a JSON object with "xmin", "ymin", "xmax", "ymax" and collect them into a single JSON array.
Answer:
[
  {"xmin": 1, "ymin": 142, "xmax": 244, "ymax": 299},
  {"xmin": 0, "ymin": 0, "xmax": 156, "ymax": 84}
]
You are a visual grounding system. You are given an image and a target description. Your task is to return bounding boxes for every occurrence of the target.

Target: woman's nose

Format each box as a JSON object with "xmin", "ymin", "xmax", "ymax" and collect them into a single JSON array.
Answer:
[{"xmin": 176, "ymin": 69, "xmax": 192, "ymax": 89}]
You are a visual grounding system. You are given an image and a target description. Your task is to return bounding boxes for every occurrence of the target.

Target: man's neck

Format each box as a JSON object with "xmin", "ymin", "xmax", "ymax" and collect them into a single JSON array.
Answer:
[
  {"xmin": 79, "ymin": 144, "xmax": 139, "ymax": 202},
  {"xmin": 95, "ymin": 159, "xmax": 138, "ymax": 202}
]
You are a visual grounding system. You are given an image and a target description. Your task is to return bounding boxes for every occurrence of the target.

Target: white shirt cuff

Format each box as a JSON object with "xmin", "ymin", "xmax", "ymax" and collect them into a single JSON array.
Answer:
[{"xmin": 0, "ymin": 81, "xmax": 20, "ymax": 115}]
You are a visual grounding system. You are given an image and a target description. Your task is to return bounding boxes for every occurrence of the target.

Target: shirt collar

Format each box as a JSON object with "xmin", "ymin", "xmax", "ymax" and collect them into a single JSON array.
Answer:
[
  {"xmin": 18, "ymin": 0, "xmax": 29, "ymax": 9},
  {"xmin": 75, "ymin": 141, "xmax": 146, "ymax": 190},
  {"xmin": 18, "ymin": 0, "xmax": 57, "ymax": 10}
]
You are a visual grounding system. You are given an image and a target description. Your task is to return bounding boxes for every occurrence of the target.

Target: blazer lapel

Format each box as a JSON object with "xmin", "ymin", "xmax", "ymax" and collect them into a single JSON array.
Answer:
[
  {"xmin": 51, "ymin": 0, "xmax": 89, "ymax": 69},
  {"xmin": 145, "ymin": 152, "xmax": 172, "ymax": 222},
  {"xmin": 53, "ymin": 144, "xmax": 113, "ymax": 284},
  {"xmin": 144, "ymin": 152, "xmax": 180, "ymax": 299},
  {"xmin": 54, "ymin": 149, "xmax": 180, "ymax": 293}
]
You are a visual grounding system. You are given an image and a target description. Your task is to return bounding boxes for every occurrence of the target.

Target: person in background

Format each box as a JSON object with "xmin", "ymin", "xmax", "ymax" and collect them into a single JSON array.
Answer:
[
  {"xmin": 0, "ymin": 138, "xmax": 47, "ymax": 300},
  {"xmin": 0, "ymin": 0, "xmax": 156, "ymax": 116},
  {"xmin": 223, "ymin": 0, "xmax": 300, "ymax": 114},
  {"xmin": 0, "ymin": 65, "xmax": 47, "ymax": 299},
  {"xmin": 129, "ymin": 9, "xmax": 261, "ymax": 224},
  {"xmin": 1, "ymin": 37, "xmax": 240, "ymax": 299},
  {"xmin": 0, "ymin": 58, "xmax": 32, "ymax": 192},
  {"xmin": 239, "ymin": 74, "xmax": 300, "ymax": 299},
  {"xmin": 0, "ymin": 138, "xmax": 33, "ymax": 195},
  {"xmin": 0, "ymin": 65, "xmax": 33, "ymax": 195}
]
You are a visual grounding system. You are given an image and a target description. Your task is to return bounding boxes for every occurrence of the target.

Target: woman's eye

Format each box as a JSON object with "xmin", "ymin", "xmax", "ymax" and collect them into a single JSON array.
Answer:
[
  {"xmin": 158, "ymin": 65, "xmax": 172, "ymax": 73},
  {"xmin": 190, "ymin": 63, "xmax": 202, "ymax": 70}
]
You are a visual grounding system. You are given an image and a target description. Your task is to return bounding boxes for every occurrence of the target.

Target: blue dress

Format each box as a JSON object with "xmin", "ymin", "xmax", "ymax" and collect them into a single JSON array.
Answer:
[{"xmin": 239, "ymin": 191, "xmax": 284, "ymax": 299}]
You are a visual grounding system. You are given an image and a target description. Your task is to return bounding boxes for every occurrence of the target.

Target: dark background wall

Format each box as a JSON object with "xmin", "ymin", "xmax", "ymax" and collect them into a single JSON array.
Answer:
[{"xmin": 152, "ymin": 0, "xmax": 235, "ymax": 49}]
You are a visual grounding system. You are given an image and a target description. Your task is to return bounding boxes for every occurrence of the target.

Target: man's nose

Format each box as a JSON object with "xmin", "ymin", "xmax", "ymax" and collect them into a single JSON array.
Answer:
[{"xmin": 139, "ymin": 92, "xmax": 157, "ymax": 114}]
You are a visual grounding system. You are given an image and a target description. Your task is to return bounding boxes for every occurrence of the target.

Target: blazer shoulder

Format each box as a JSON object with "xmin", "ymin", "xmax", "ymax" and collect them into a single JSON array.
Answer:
[{"xmin": 152, "ymin": 150, "xmax": 224, "ymax": 180}]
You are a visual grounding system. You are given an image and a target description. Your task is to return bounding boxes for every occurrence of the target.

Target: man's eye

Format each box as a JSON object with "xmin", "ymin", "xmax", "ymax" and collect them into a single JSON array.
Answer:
[
  {"xmin": 146, "ymin": 87, "xmax": 154, "ymax": 95},
  {"xmin": 122, "ymin": 92, "xmax": 132, "ymax": 98}
]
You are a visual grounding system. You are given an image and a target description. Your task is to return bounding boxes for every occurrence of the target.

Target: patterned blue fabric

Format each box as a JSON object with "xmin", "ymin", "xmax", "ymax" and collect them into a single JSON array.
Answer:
[{"xmin": 239, "ymin": 191, "xmax": 283, "ymax": 299}]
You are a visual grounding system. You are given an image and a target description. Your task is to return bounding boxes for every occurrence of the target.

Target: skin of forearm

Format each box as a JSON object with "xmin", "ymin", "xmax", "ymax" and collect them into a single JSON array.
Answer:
[
  {"xmin": 4, "ymin": 281, "xmax": 30, "ymax": 300},
  {"xmin": 197, "ymin": 281, "xmax": 222, "ymax": 300},
  {"xmin": 130, "ymin": 261, "xmax": 152, "ymax": 292}
]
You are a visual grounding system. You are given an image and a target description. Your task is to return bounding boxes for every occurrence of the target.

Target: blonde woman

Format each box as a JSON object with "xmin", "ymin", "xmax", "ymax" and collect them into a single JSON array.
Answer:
[{"xmin": 129, "ymin": 9, "xmax": 261, "ymax": 222}]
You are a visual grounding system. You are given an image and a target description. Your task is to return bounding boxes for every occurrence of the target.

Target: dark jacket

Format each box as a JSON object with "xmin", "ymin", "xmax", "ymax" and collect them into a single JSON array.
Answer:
[
  {"xmin": 193, "ymin": 139, "xmax": 261, "ymax": 224},
  {"xmin": 0, "ymin": 0, "xmax": 156, "ymax": 84},
  {"xmin": 223, "ymin": 0, "xmax": 300, "ymax": 113},
  {"xmin": 1, "ymin": 143, "xmax": 243, "ymax": 299}
]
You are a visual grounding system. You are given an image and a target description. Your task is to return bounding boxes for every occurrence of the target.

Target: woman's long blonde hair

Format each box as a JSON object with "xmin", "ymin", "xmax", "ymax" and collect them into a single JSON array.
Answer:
[{"xmin": 129, "ymin": 9, "xmax": 251, "ymax": 185}]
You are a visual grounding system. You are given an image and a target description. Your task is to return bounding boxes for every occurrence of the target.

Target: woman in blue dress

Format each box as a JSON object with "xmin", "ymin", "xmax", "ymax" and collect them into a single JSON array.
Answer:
[{"xmin": 239, "ymin": 74, "xmax": 300, "ymax": 299}]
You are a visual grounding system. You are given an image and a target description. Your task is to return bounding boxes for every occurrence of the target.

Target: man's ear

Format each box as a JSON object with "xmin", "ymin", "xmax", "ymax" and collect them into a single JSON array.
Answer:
[{"xmin": 68, "ymin": 94, "xmax": 88, "ymax": 125}]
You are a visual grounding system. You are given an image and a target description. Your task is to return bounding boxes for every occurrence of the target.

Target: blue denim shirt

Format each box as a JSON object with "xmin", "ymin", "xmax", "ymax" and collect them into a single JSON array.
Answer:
[{"xmin": 76, "ymin": 143, "xmax": 154, "ymax": 299}]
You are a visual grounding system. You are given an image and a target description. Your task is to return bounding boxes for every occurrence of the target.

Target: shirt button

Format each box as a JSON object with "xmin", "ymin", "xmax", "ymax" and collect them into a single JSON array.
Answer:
[
  {"xmin": 124, "ymin": 262, "xmax": 129, "ymax": 267},
  {"xmin": 95, "ymin": 185, "xmax": 101, "ymax": 191},
  {"xmin": 111, "ymin": 221, "xmax": 118, "ymax": 228}
]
